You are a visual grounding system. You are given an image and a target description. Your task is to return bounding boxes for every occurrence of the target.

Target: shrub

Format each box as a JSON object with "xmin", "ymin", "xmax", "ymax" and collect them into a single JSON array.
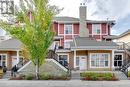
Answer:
[
  {"xmin": 40, "ymin": 74, "xmax": 52, "ymax": 80},
  {"xmin": 91, "ymin": 74, "xmax": 98, "ymax": 80},
  {"xmin": 80, "ymin": 72, "xmax": 115, "ymax": 81},
  {"xmin": 25, "ymin": 74, "xmax": 34, "ymax": 80},
  {"xmin": 128, "ymin": 71, "xmax": 130, "ymax": 77},
  {"xmin": 104, "ymin": 75, "xmax": 112, "ymax": 80}
]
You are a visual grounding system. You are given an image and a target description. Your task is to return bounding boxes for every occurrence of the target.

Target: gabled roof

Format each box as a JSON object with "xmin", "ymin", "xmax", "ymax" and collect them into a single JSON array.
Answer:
[
  {"xmin": 0, "ymin": 38, "xmax": 22, "ymax": 51},
  {"xmin": 53, "ymin": 16, "xmax": 79, "ymax": 23},
  {"xmin": 118, "ymin": 29, "xmax": 130, "ymax": 38},
  {"xmin": 71, "ymin": 37, "xmax": 117, "ymax": 50},
  {"xmin": 53, "ymin": 16, "xmax": 115, "ymax": 25}
]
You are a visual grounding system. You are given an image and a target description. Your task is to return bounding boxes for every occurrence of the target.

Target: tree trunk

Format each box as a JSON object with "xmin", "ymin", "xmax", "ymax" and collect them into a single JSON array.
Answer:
[
  {"xmin": 35, "ymin": 59, "xmax": 40, "ymax": 80},
  {"xmin": 35, "ymin": 64, "xmax": 38, "ymax": 80}
]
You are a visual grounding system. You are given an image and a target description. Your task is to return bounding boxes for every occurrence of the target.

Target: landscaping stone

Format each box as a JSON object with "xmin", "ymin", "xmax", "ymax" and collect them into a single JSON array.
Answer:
[{"xmin": 18, "ymin": 59, "xmax": 68, "ymax": 77}]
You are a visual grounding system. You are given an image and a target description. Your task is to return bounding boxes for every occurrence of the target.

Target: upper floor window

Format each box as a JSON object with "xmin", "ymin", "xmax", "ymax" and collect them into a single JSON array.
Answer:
[
  {"xmin": 92, "ymin": 24, "xmax": 101, "ymax": 35},
  {"xmin": 64, "ymin": 24, "xmax": 72, "ymax": 34}
]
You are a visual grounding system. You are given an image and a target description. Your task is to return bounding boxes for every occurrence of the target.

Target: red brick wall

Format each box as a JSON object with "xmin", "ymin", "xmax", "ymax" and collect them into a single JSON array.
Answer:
[
  {"xmin": 59, "ymin": 24, "xmax": 64, "ymax": 34},
  {"xmin": 73, "ymin": 24, "xmax": 79, "ymax": 34},
  {"xmin": 102, "ymin": 23, "xmax": 107, "ymax": 34},
  {"xmin": 87, "ymin": 23, "xmax": 92, "ymax": 34},
  {"xmin": 53, "ymin": 22, "xmax": 110, "ymax": 46}
]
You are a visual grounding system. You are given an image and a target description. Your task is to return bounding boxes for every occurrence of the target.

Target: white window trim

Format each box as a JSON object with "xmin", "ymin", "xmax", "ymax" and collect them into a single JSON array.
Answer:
[
  {"xmin": 58, "ymin": 53, "xmax": 69, "ymax": 63},
  {"xmin": 90, "ymin": 53, "xmax": 110, "ymax": 68},
  {"xmin": 114, "ymin": 53, "xmax": 123, "ymax": 67},
  {"xmin": 0, "ymin": 54, "xmax": 7, "ymax": 67},
  {"xmin": 92, "ymin": 24, "xmax": 101, "ymax": 35},
  {"xmin": 64, "ymin": 24, "xmax": 73, "ymax": 35}
]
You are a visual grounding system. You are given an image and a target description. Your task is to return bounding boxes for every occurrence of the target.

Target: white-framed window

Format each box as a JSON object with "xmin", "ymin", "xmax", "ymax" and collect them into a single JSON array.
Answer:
[
  {"xmin": 0, "ymin": 54, "xmax": 7, "ymax": 67},
  {"xmin": 90, "ymin": 53, "xmax": 110, "ymax": 68},
  {"xmin": 64, "ymin": 40, "xmax": 72, "ymax": 48},
  {"xmin": 64, "ymin": 24, "xmax": 72, "ymax": 34},
  {"xmin": 92, "ymin": 24, "xmax": 101, "ymax": 35},
  {"xmin": 114, "ymin": 53, "xmax": 123, "ymax": 67},
  {"xmin": 58, "ymin": 54, "xmax": 69, "ymax": 66}
]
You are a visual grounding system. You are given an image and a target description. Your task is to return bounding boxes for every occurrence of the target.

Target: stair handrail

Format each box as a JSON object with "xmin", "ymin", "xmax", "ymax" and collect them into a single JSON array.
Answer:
[
  {"xmin": 47, "ymin": 50, "xmax": 70, "ymax": 71},
  {"xmin": 116, "ymin": 42, "xmax": 130, "ymax": 50},
  {"xmin": 116, "ymin": 42, "xmax": 130, "ymax": 77}
]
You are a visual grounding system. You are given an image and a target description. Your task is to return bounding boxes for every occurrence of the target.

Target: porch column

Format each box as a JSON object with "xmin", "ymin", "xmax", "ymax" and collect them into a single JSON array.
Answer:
[
  {"xmin": 16, "ymin": 50, "xmax": 20, "ymax": 64},
  {"xmin": 74, "ymin": 50, "xmax": 76, "ymax": 69},
  {"xmin": 112, "ymin": 50, "xmax": 115, "ymax": 70},
  {"xmin": 60, "ymin": 39, "xmax": 62, "ymax": 46}
]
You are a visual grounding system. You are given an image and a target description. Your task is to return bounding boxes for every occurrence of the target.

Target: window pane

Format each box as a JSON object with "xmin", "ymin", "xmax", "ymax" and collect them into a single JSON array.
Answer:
[
  {"xmin": 105, "ymin": 61, "xmax": 108, "ymax": 66},
  {"xmin": 118, "ymin": 61, "xmax": 122, "ymax": 66},
  {"xmin": 91, "ymin": 61, "xmax": 95, "ymax": 66},
  {"xmin": 114, "ymin": 61, "xmax": 117, "ymax": 66},
  {"xmin": 2, "ymin": 55, "xmax": 6, "ymax": 60},
  {"xmin": 2, "ymin": 61, "xmax": 5, "ymax": 66},
  {"xmin": 100, "ymin": 61, "xmax": 104, "ymax": 67},
  {"xmin": 114, "ymin": 54, "xmax": 123, "ymax": 67},
  {"xmin": 59, "ymin": 55, "xmax": 68, "ymax": 66},
  {"xmin": 65, "ymin": 25, "xmax": 72, "ymax": 34},
  {"xmin": 76, "ymin": 57, "xmax": 79, "ymax": 66},
  {"xmin": 91, "ymin": 53, "xmax": 109, "ymax": 67},
  {"xmin": 93, "ymin": 24, "xmax": 100, "ymax": 34},
  {"xmin": 59, "ymin": 55, "xmax": 67, "ymax": 61}
]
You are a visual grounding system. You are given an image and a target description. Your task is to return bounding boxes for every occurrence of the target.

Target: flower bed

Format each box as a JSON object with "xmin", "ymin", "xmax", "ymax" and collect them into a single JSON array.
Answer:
[
  {"xmin": 10, "ymin": 73, "xmax": 70, "ymax": 80},
  {"xmin": 80, "ymin": 72, "xmax": 118, "ymax": 81}
]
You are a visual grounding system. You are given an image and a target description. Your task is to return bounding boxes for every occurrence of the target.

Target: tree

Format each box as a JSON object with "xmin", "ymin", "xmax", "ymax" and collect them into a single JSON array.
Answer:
[{"xmin": 0, "ymin": 0, "xmax": 58, "ymax": 79}]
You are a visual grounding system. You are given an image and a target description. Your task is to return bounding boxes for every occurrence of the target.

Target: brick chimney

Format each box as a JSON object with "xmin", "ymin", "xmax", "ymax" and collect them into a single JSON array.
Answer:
[{"xmin": 79, "ymin": 2, "xmax": 89, "ymax": 37}]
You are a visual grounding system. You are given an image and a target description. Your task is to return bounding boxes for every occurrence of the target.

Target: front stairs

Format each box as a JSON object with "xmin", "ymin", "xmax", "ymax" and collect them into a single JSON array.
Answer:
[{"xmin": 114, "ymin": 71, "xmax": 128, "ymax": 80}]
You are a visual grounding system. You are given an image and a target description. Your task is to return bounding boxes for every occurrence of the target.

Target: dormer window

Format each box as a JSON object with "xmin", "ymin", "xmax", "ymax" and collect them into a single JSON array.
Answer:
[
  {"xmin": 64, "ymin": 24, "xmax": 72, "ymax": 34},
  {"xmin": 92, "ymin": 24, "xmax": 101, "ymax": 35}
]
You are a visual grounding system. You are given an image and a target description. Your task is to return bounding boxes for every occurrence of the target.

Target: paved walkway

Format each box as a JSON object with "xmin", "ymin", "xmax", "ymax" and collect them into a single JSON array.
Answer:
[{"xmin": 0, "ymin": 80, "xmax": 130, "ymax": 87}]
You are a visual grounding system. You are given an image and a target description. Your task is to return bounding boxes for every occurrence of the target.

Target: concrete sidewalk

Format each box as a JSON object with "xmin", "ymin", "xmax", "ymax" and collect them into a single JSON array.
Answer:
[{"xmin": 0, "ymin": 80, "xmax": 130, "ymax": 87}]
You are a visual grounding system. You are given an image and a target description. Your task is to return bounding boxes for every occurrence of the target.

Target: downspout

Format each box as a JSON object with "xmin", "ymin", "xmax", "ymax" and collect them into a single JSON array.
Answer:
[{"xmin": 73, "ymin": 36, "xmax": 77, "ymax": 69}]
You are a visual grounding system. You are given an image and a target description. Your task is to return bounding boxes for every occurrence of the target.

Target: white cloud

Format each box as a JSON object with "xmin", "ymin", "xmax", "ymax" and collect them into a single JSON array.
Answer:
[
  {"xmin": 49, "ymin": 0, "xmax": 130, "ymax": 21},
  {"xmin": 111, "ymin": 29, "xmax": 119, "ymax": 35},
  {"xmin": 0, "ymin": 0, "xmax": 129, "ymax": 36},
  {"xmin": 92, "ymin": 0, "xmax": 130, "ymax": 20}
]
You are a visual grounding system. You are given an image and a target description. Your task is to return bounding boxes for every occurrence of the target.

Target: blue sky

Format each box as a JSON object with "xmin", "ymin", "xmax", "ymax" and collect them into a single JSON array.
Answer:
[
  {"xmin": 112, "ymin": 14, "xmax": 130, "ymax": 35},
  {"xmin": 0, "ymin": 0, "xmax": 130, "ymax": 36}
]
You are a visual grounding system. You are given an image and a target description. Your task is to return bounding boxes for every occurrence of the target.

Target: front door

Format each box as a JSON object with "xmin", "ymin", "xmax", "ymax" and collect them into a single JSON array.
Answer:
[{"xmin": 79, "ymin": 56, "xmax": 87, "ymax": 70}]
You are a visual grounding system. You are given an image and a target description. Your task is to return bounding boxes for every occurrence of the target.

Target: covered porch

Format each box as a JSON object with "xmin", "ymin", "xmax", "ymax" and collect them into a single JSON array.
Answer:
[
  {"xmin": 70, "ymin": 37, "xmax": 118, "ymax": 71},
  {"xmin": 72, "ymin": 50, "xmax": 114, "ymax": 71}
]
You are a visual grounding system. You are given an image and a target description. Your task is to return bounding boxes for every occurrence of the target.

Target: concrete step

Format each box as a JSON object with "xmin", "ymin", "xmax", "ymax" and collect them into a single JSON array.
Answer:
[
  {"xmin": 71, "ymin": 71, "xmax": 80, "ymax": 80},
  {"xmin": 2, "ymin": 71, "xmax": 11, "ymax": 79},
  {"xmin": 114, "ymin": 71, "xmax": 128, "ymax": 80}
]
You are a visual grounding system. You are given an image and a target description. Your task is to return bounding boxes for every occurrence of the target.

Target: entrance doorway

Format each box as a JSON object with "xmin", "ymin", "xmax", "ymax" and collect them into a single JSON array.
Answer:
[{"xmin": 79, "ymin": 56, "xmax": 87, "ymax": 70}]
